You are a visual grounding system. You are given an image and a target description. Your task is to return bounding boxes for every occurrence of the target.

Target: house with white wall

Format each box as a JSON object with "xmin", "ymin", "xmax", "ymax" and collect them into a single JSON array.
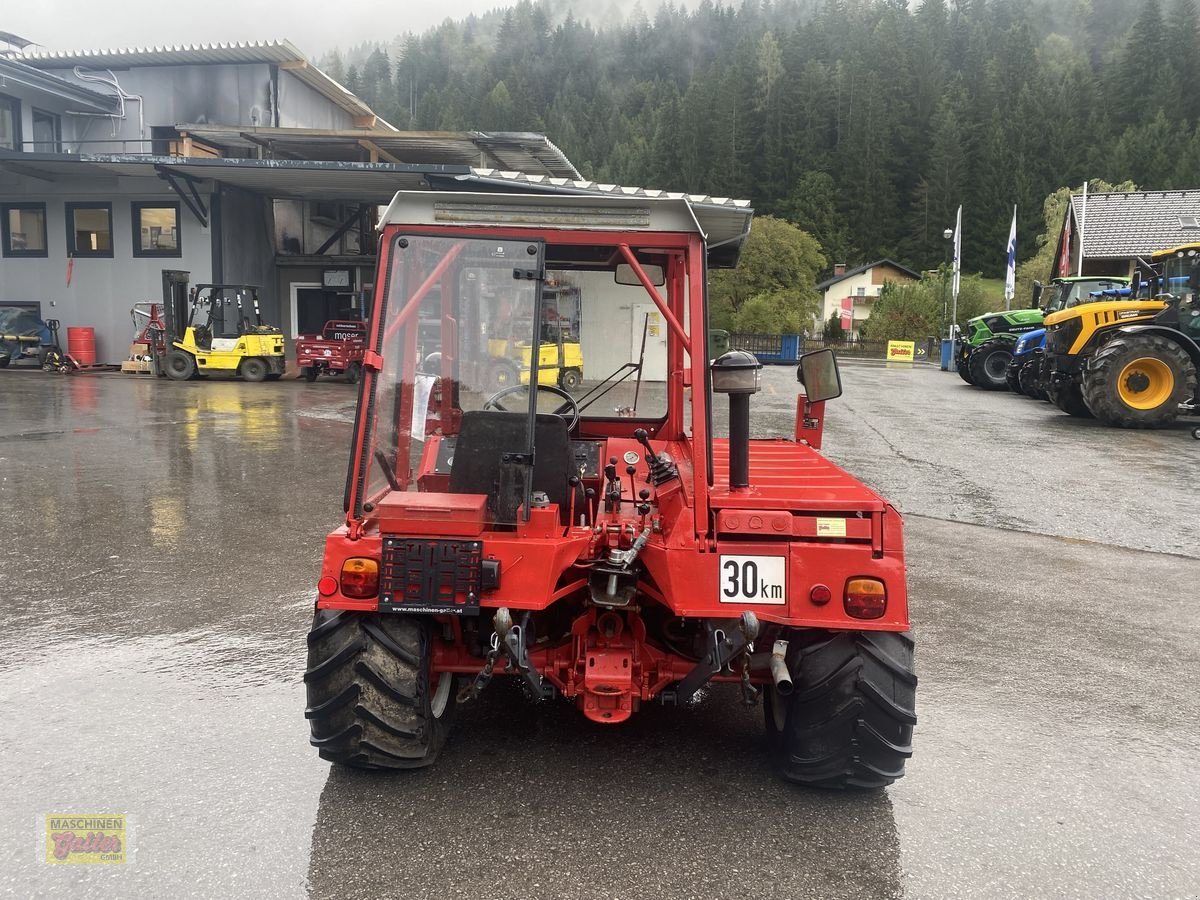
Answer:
[{"xmin": 816, "ymin": 259, "xmax": 918, "ymax": 340}]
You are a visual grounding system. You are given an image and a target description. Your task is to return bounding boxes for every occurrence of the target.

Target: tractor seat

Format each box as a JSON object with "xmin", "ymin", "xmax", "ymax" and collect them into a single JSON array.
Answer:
[{"xmin": 448, "ymin": 411, "xmax": 577, "ymax": 523}]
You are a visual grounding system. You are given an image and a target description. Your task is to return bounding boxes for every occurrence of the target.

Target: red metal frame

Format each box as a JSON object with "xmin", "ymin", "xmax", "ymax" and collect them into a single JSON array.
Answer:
[{"xmin": 324, "ymin": 217, "xmax": 910, "ymax": 723}]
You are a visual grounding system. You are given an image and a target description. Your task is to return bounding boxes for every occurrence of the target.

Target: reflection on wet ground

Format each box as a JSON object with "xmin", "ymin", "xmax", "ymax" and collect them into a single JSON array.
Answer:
[{"xmin": 1, "ymin": 370, "xmax": 1198, "ymax": 898}]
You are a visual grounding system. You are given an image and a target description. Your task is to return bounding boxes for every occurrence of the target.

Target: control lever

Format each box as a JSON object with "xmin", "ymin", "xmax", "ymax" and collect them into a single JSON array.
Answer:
[
  {"xmin": 633, "ymin": 427, "xmax": 679, "ymax": 486},
  {"xmin": 604, "ymin": 456, "xmax": 622, "ymax": 513}
]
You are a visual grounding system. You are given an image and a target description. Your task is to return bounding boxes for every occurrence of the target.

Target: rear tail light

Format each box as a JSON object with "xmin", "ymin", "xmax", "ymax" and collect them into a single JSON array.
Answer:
[
  {"xmin": 845, "ymin": 578, "xmax": 886, "ymax": 619},
  {"xmin": 340, "ymin": 558, "xmax": 380, "ymax": 599},
  {"xmin": 317, "ymin": 575, "xmax": 338, "ymax": 597}
]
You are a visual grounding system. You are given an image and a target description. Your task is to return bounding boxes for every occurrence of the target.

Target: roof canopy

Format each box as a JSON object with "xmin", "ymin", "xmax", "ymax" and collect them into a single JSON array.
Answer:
[
  {"xmin": 0, "ymin": 152, "xmax": 753, "ymax": 266},
  {"xmin": 175, "ymin": 126, "xmax": 580, "ymax": 179}
]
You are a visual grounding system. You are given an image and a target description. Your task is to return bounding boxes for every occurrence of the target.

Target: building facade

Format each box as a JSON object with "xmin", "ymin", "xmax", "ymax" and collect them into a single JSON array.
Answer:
[
  {"xmin": 816, "ymin": 260, "xmax": 919, "ymax": 340},
  {"xmin": 0, "ymin": 41, "xmax": 579, "ymax": 363}
]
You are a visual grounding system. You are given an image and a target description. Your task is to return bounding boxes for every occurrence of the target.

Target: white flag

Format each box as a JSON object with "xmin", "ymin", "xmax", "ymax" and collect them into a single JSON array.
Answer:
[
  {"xmin": 1004, "ymin": 206, "xmax": 1017, "ymax": 306},
  {"xmin": 951, "ymin": 205, "xmax": 962, "ymax": 298}
]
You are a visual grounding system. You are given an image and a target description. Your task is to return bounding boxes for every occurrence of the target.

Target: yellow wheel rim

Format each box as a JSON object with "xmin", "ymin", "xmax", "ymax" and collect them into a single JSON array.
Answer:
[{"xmin": 1117, "ymin": 357, "xmax": 1174, "ymax": 409}]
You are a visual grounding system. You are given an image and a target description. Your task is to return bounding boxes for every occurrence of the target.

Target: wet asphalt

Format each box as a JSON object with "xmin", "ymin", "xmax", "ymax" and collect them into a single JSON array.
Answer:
[{"xmin": 0, "ymin": 363, "xmax": 1198, "ymax": 899}]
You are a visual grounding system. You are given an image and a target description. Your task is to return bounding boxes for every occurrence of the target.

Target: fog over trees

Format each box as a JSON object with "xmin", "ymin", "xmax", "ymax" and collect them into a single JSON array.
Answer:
[{"xmin": 325, "ymin": 0, "xmax": 1198, "ymax": 278}]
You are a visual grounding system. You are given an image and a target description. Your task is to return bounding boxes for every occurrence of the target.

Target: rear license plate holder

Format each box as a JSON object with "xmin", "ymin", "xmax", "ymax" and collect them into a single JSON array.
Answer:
[{"xmin": 379, "ymin": 537, "xmax": 483, "ymax": 615}]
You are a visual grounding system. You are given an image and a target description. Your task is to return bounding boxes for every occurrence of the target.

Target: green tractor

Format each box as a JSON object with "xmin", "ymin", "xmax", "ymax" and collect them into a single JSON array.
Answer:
[
  {"xmin": 955, "ymin": 308, "xmax": 1045, "ymax": 389},
  {"xmin": 956, "ymin": 276, "xmax": 1128, "ymax": 390}
]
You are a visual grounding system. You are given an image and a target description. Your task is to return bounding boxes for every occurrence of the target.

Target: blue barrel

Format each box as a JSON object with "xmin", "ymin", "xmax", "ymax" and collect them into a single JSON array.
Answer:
[{"xmin": 940, "ymin": 339, "xmax": 953, "ymax": 371}]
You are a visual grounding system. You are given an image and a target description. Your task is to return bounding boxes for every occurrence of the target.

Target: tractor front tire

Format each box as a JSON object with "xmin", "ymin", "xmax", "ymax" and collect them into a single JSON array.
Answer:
[
  {"xmin": 165, "ymin": 350, "xmax": 197, "ymax": 381},
  {"xmin": 241, "ymin": 357, "xmax": 268, "ymax": 382},
  {"xmin": 766, "ymin": 630, "xmax": 916, "ymax": 790},
  {"xmin": 1005, "ymin": 358, "xmax": 1023, "ymax": 393},
  {"xmin": 1082, "ymin": 334, "xmax": 1196, "ymax": 428},
  {"xmin": 956, "ymin": 351, "xmax": 975, "ymax": 385},
  {"xmin": 1047, "ymin": 380, "xmax": 1092, "ymax": 417},
  {"xmin": 1018, "ymin": 355, "xmax": 1047, "ymax": 400},
  {"xmin": 305, "ymin": 610, "xmax": 453, "ymax": 770},
  {"xmin": 346, "ymin": 362, "xmax": 362, "ymax": 385},
  {"xmin": 302, "ymin": 366, "xmax": 319, "ymax": 382},
  {"xmin": 968, "ymin": 340, "xmax": 1014, "ymax": 390}
]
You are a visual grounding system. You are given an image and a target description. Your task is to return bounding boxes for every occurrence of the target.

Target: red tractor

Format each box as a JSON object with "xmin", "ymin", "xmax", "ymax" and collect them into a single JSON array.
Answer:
[{"xmin": 305, "ymin": 191, "xmax": 916, "ymax": 789}]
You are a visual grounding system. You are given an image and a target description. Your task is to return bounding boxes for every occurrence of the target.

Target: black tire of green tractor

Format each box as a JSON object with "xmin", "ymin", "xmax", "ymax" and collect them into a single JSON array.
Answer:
[
  {"xmin": 765, "ymin": 630, "xmax": 916, "ymax": 790},
  {"xmin": 968, "ymin": 341, "xmax": 1014, "ymax": 390},
  {"xmin": 1047, "ymin": 381, "xmax": 1092, "ymax": 417},
  {"xmin": 956, "ymin": 351, "xmax": 975, "ymax": 385},
  {"xmin": 1005, "ymin": 358, "xmax": 1022, "ymax": 393},
  {"xmin": 240, "ymin": 357, "xmax": 269, "ymax": 382},
  {"xmin": 304, "ymin": 610, "xmax": 453, "ymax": 770},
  {"xmin": 302, "ymin": 366, "xmax": 319, "ymax": 383},
  {"xmin": 346, "ymin": 362, "xmax": 362, "ymax": 385},
  {"xmin": 558, "ymin": 367, "xmax": 582, "ymax": 392},
  {"xmin": 1017, "ymin": 357, "xmax": 1045, "ymax": 400},
  {"xmin": 487, "ymin": 360, "xmax": 520, "ymax": 393},
  {"xmin": 165, "ymin": 349, "xmax": 197, "ymax": 381},
  {"xmin": 1081, "ymin": 334, "xmax": 1197, "ymax": 429}
]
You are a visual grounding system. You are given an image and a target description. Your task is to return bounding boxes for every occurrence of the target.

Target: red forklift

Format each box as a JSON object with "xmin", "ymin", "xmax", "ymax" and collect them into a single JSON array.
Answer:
[{"xmin": 304, "ymin": 191, "xmax": 915, "ymax": 789}]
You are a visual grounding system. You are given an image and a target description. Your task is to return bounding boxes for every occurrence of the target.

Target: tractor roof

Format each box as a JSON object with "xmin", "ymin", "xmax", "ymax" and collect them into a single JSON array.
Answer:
[
  {"xmin": 1150, "ymin": 242, "xmax": 1200, "ymax": 260},
  {"xmin": 378, "ymin": 190, "xmax": 754, "ymax": 268}
]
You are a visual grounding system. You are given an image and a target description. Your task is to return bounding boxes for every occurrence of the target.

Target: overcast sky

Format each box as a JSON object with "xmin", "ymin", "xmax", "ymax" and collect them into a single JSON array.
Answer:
[{"xmin": 3, "ymin": 1, "xmax": 508, "ymax": 58}]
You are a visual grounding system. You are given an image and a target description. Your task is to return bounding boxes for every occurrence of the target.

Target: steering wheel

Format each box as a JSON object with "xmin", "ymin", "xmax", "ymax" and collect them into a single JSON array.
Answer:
[{"xmin": 483, "ymin": 383, "xmax": 580, "ymax": 431}]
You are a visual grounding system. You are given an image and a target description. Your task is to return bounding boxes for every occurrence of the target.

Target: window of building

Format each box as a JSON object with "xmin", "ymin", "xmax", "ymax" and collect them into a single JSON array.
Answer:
[
  {"xmin": 131, "ymin": 202, "xmax": 181, "ymax": 257},
  {"xmin": 1, "ymin": 203, "xmax": 48, "ymax": 257},
  {"xmin": 855, "ymin": 287, "xmax": 866, "ymax": 297},
  {"xmin": 0, "ymin": 94, "xmax": 20, "ymax": 151},
  {"xmin": 31, "ymin": 109, "xmax": 61, "ymax": 152},
  {"xmin": 65, "ymin": 203, "xmax": 113, "ymax": 257}
]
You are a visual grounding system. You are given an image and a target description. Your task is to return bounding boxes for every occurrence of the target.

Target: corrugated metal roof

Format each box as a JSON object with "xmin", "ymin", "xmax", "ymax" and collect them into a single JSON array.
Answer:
[
  {"xmin": 16, "ymin": 40, "xmax": 384, "ymax": 125},
  {"xmin": 1073, "ymin": 191, "xmax": 1200, "ymax": 258}
]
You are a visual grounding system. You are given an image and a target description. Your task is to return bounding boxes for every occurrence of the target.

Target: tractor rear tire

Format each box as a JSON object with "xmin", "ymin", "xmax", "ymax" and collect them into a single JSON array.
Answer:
[
  {"xmin": 968, "ymin": 340, "xmax": 1013, "ymax": 390},
  {"xmin": 765, "ymin": 630, "xmax": 916, "ymax": 790},
  {"xmin": 305, "ymin": 610, "xmax": 453, "ymax": 770},
  {"xmin": 241, "ymin": 357, "xmax": 268, "ymax": 383},
  {"xmin": 302, "ymin": 366, "xmax": 319, "ymax": 382},
  {"xmin": 1047, "ymin": 381, "xmax": 1092, "ymax": 417},
  {"xmin": 346, "ymin": 362, "xmax": 362, "ymax": 385},
  {"xmin": 1082, "ymin": 334, "xmax": 1196, "ymax": 428},
  {"xmin": 165, "ymin": 349, "xmax": 197, "ymax": 381}
]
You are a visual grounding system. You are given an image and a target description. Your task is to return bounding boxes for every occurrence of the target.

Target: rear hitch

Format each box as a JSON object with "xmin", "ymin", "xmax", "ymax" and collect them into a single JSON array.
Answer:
[
  {"xmin": 457, "ymin": 607, "xmax": 552, "ymax": 703},
  {"xmin": 675, "ymin": 612, "xmax": 760, "ymax": 703}
]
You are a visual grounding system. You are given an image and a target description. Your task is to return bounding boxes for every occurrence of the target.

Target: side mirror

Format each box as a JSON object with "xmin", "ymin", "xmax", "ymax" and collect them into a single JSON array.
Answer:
[
  {"xmin": 1030, "ymin": 281, "xmax": 1043, "ymax": 309},
  {"xmin": 615, "ymin": 263, "xmax": 665, "ymax": 287},
  {"xmin": 797, "ymin": 348, "xmax": 843, "ymax": 403}
]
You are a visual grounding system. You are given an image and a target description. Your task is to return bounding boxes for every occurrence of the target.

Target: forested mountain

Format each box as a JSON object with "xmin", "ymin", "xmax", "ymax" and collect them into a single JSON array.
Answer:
[{"xmin": 321, "ymin": 0, "xmax": 1200, "ymax": 277}]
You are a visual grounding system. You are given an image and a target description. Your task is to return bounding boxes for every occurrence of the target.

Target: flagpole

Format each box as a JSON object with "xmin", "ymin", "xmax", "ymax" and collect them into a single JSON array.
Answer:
[
  {"xmin": 1004, "ymin": 204, "xmax": 1017, "ymax": 311},
  {"xmin": 1077, "ymin": 181, "xmax": 1088, "ymax": 277},
  {"xmin": 950, "ymin": 204, "xmax": 962, "ymax": 361}
]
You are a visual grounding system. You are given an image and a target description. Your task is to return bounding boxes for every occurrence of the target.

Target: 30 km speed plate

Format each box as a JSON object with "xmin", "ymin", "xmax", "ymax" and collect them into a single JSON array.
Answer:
[{"xmin": 719, "ymin": 555, "xmax": 787, "ymax": 605}]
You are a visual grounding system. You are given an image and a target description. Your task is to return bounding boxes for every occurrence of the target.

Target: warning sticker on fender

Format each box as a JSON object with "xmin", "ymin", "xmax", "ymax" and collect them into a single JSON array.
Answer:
[
  {"xmin": 719, "ymin": 555, "xmax": 787, "ymax": 604},
  {"xmin": 816, "ymin": 518, "xmax": 847, "ymax": 538}
]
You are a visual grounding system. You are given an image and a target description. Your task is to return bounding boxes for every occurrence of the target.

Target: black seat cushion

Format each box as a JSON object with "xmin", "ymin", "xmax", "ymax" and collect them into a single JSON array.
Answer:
[{"xmin": 448, "ymin": 411, "xmax": 575, "ymax": 521}]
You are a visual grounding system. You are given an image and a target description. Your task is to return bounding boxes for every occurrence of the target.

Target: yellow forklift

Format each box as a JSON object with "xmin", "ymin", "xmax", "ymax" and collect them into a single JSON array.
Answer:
[
  {"xmin": 163, "ymin": 284, "xmax": 286, "ymax": 382},
  {"xmin": 486, "ymin": 284, "xmax": 584, "ymax": 391}
]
